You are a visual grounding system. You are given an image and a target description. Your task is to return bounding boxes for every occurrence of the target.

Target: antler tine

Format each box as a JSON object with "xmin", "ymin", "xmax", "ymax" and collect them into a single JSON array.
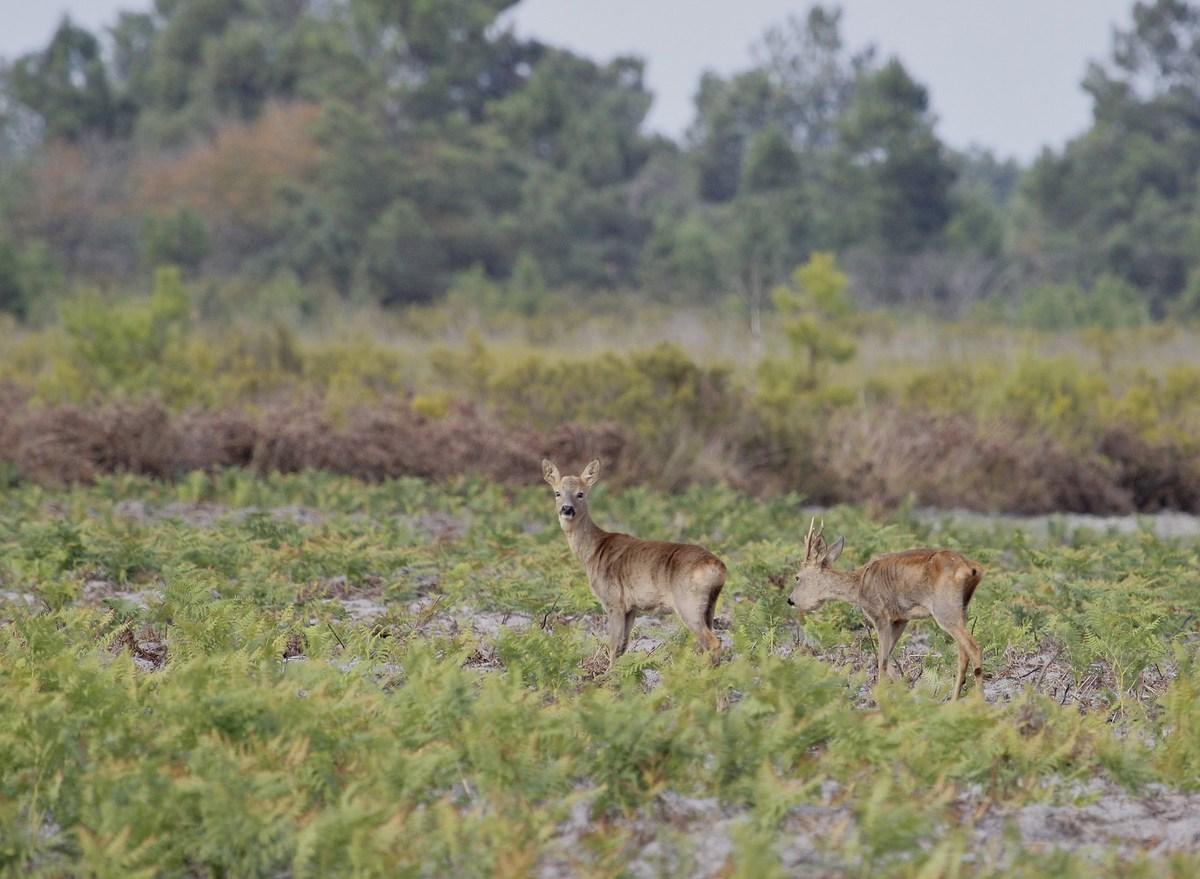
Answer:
[
  {"xmin": 805, "ymin": 516, "xmax": 817, "ymax": 559},
  {"xmin": 811, "ymin": 518, "xmax": 830, "ymax": 559}
]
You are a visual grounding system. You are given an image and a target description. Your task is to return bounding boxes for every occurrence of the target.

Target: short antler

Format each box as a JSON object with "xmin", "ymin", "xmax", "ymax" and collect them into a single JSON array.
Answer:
[{"xmin": 805, "ymin": 517, "xmax": 830, "ymax": 561}]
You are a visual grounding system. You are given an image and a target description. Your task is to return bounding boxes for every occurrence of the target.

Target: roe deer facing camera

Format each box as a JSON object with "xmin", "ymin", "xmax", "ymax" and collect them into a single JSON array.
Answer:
[
  {"xmin": 542, "ymin": 458, "xmax": 726, "ymax": 669},
  {"xmin": 788, "ymin": 519, "xmax": 984, "ymax": 700}
]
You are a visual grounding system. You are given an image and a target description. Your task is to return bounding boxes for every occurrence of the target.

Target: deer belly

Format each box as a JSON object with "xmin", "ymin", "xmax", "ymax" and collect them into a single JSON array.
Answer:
[
  {"xmin": 901, "ymin": 602, "xmax": 933, "ymax": 620},
  {"xmin": 626, "ymin": 579, "xmax": 673, "ymax": 611}
]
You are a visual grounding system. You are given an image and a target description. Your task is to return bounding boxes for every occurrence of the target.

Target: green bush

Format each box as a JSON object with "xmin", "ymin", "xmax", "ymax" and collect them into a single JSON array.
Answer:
[{"xmin": 141, "ymin": 208, "xmax": 210, "ymax": 273}]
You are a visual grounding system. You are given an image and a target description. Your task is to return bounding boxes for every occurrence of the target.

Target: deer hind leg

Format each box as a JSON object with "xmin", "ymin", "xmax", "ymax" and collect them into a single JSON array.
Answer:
[
  {"xmin": 872, "ymin": 618, "xmax": 896, "ymax": 685},
  {"xmin": 932, "ymin": 605, "xmax": 983, "ymax": 701},
  {"xmin": 704, "ymin": 585, "xmax": 721, "ymax": 631},
  {"xmin": 676, "ymin": 596, "xmax": 720, "ymax": 658},
  {"xmin": 953, "ymin": 644, "xmax": 969, "ymax": 701},
  {"xmin": 623, "ymin": 609, "xmax": 637, "ymax": 650},
  {"xmin": 886, "ymin": 620, "xmax": 909, "ymax": 681},
  {"xmin": 605, "ymin": 608, "xmax": 632, "ymax": 670}
]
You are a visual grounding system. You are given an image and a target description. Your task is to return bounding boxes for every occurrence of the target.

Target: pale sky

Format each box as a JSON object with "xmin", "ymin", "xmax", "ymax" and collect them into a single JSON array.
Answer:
[{"xmin": 0, "ymin": 0, "xmax": 1138, "ymax": 161}]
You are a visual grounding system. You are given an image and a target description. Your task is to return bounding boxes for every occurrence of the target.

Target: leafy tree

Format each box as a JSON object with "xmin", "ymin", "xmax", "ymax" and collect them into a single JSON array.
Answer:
[
  {"xmin": 141, "ymin": 207, "xmax": 210, "ymax": 273},
  {"xmin": 109, "ymin": 12, "xmax": 158, "ymax": 103},
  {"xmin": 201, "ymin": 22, "xmax": 274, "ymax": 120},
  {"xmin": 640, "ymin": 212, "xmax": 724, "ymax": 300},
  {"xmin": 506, "ymin": 251, "xmax": 547, "ymax": 315},
  {"xmin": 833, "ymin": 59, "xmax": 957, "ymax": 255},
  {"xmin": 944, "ymin": 148, "xmax": 1018, "ymax": 259},
  {"xmin": 360, "ymin": 198, "xmax": 446, "ymax": 304},
  {"xmin": 7, "ymin": 18, "xmax": 125, "ymax": 141},
  {"xmin": 349, "ymin": 0, "xmax": 536, "ymax": 123},
  {"xmin": 689, "ymin": 70, "xmax": 778, "ymax": 202},
  {"xmin": 493, "ymin": 52, "xmax": 652, "ymax": 188},
  {"xmin": 1017, "ymin": 274, "xmax": 1149, "ymax": 330},
  {"xmin": 0, "ymin": 235, "xmax": 58, "ymax": 319},
  {"xmin": 752, "ymin": 6, "xmax": 872, "ymax": 149},
  {"xmin": 727, "ymin": 193, "xmax": 795, "ymax": 336},
  {"xmin": 1024, "ymin": 0, "xmax": 1200, "ymax": 314},
  {"xmin": 742, "ymin": 125, "xmax": 801, "ymax": 193}
]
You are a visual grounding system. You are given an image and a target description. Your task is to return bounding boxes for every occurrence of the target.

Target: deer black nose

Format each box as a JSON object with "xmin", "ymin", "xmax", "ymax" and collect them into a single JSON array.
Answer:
[
  {"xmin": 560, "ymin": 505, "xmax": 575, "ymax": 517},
  {"xmin": 786, "ymin": 597, "xmax": 795, "ymax": 606}
]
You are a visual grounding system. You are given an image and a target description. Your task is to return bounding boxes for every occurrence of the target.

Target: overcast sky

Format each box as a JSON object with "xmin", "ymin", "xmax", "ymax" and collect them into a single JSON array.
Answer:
[{"xmin": 1, "ymin": 0, "xmax": 1138, "ymax": 161}]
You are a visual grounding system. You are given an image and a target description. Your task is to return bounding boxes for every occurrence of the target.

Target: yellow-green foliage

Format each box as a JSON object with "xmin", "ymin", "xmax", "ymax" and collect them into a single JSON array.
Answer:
[
  {"xmin": 758, "ymin": 252, "xmax": 858, "ymax": 403},
  {"xmin": 1, "ymin": 473, "xmax": 1199, "ymax": 875},
  {"xmin": 2, "ymin": 283, "xmax": 1199, "ymax": 464},
  {"xmin": 40, "ymin": 268, "xmax": 194, "ymax": 402},
  {"xmin": 430, "ymin": 340, "xmax": 738, "ymax": 482}
]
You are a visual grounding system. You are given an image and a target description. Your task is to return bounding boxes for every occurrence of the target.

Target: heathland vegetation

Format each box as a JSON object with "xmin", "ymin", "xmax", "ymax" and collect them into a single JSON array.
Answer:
[{"xmin": 3, "ymin": 473, "xmax": 1200, "ymax": 876}]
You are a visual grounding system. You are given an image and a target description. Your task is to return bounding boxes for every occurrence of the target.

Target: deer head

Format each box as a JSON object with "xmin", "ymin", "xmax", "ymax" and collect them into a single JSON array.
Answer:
[
  {"xmin": 788, "ymin": 517, "xmax": 846, "ymax": 613},
  {"xmin": 542, "ymin": 458, "xmax": 601, "ymax": 530}
]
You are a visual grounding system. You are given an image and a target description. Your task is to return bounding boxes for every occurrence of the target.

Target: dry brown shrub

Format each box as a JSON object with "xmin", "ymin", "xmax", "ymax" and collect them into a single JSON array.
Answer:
[
  {"xmin": 246, "ymin": 399, "xmax": 338, "ymax": 475},
  {"xmin": 7, "ymin": 405, "xmax": 107, "ymax": 485},
  {"xmin": 0, "ymin": 382, "xmax": 30, "ymax": 444},
  {"xmin": 245, "ymin": 399, "xmax": 631, "ymax": 485},
  {"xmin": 814, "ymin": 407, "xmax": 1132, "ymax": 514},
  {"xmin": 95, "ymin": 403, "xmax": 183, "ymax": 478},
  {"xmin": 539, "ymin": 423, "xmax": 632, "ymax": 482},
  {"xmin": 175, "ymin": 408, "xmax": 258, "ymax": 471},
  {"xmin": 1099, "ymin": 427, "xmax": 1200, "ymax": 513},
  {"xmin": 3, "ymin": 392, "xmax": 1197, "ymax": 514}
]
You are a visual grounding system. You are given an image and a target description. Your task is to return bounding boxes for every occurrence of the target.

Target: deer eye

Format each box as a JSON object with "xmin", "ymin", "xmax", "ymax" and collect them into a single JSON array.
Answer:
[
  {"xmin": 554, "ymin": 491, "xmax": 560, "ymax": 498},
  {"xmin": 576, "ymin": 492, "xmax": 583, "ymax": 499}
]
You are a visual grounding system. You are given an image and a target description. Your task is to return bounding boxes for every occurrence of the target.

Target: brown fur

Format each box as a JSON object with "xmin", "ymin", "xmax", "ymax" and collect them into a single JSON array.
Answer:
[
  {"xmin": 543, "ymin": 458, "xmax": 726, "ymax": 669},
  {"xmin": 789, "ymin": 520, "xmax": 984, "ymax": 700}
]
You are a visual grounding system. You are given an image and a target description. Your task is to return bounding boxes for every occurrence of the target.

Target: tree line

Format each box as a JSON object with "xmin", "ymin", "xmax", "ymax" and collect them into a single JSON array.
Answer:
[{"xmin": 0, "ymin": 0, "xmax": 1197, "ymax": 326}]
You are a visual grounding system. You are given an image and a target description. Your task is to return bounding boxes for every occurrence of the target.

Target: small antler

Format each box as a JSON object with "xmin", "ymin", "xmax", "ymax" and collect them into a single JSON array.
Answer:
[
  {"xmin": 812, "ymin": 519, "xmax": 828, "ymax": 559},
  {"xmin": 804, "ymin": 516, "xmax": 817, "ymax": 560}
]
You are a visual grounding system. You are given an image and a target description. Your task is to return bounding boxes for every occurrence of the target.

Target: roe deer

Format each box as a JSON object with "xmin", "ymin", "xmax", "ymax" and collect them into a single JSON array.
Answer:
[
  {"xmin": 787, "ymin": 519, "xmax": 984, "ymax": 700},
  {"xmin": 542, "ymin": 458, "xmax": 726, "ymax": 669}
]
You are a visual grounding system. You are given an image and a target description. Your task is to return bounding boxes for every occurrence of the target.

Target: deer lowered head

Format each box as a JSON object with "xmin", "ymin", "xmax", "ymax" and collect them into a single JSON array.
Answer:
[{"xmin": 787, "ymin": 517, "xmax": 848, "ymax": 615}]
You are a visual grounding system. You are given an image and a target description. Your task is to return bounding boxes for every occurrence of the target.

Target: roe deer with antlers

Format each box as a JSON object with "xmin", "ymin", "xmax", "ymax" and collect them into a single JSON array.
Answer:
[
  {"xmin": 542, "ymin": 458, "xmax": 726, "ymax": 669},
  {"xmin": 788, "ymin": 519, "xmax": 984, "ymax": 700}
]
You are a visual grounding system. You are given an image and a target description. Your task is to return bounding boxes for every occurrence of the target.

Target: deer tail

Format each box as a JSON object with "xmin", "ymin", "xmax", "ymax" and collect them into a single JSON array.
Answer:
[{"xmin": 961, "ymin": 561, "xmax": 983, "ymax": 610}]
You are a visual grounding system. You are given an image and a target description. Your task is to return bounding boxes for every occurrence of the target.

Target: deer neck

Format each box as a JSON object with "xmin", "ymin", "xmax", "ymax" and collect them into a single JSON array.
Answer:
[
  {"xmin": 563, "ymin": 513, "xmax": 606, "ymax": 566},
  {"xmin": 819, "ymin": 567, "xmax": 862, "ymax": 605}
]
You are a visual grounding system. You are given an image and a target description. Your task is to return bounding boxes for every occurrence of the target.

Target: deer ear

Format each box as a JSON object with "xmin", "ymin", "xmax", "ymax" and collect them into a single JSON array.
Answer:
[
  {"xmin": 580, "ymin": 459, "xmax": 602, "ymax": 486},
  {"xmin": 542, "ymin": 459, "xmax": 560, "ymax": 487},
  {"xmin": 822, "ymin": 536, "xmax": 845, "ymax": 565}
]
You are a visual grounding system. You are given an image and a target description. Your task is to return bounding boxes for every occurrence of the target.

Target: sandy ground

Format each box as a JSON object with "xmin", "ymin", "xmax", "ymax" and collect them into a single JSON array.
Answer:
[
  {"xmin": 535, "ymin": 780, "xmax": 1200, "ymax": 877},
  {"xmin": 911, "ymin": 507, "xmax": 1200, "ymax": 539}
]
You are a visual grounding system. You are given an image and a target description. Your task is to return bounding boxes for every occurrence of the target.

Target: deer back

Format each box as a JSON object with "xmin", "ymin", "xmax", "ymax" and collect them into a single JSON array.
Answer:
[{"xmin": 858, "ymin": 549, "xmax": 980, "ymax": 619}]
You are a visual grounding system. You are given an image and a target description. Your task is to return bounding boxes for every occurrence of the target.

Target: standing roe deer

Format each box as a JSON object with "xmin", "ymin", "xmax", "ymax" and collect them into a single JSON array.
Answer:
[
  {"xmin": 542, "ymin": 458, "xmax": 726, "ymax": 669},
  {"xmin": 787, "ymin": 519, "xmax": 984, "ymax": 700}
]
